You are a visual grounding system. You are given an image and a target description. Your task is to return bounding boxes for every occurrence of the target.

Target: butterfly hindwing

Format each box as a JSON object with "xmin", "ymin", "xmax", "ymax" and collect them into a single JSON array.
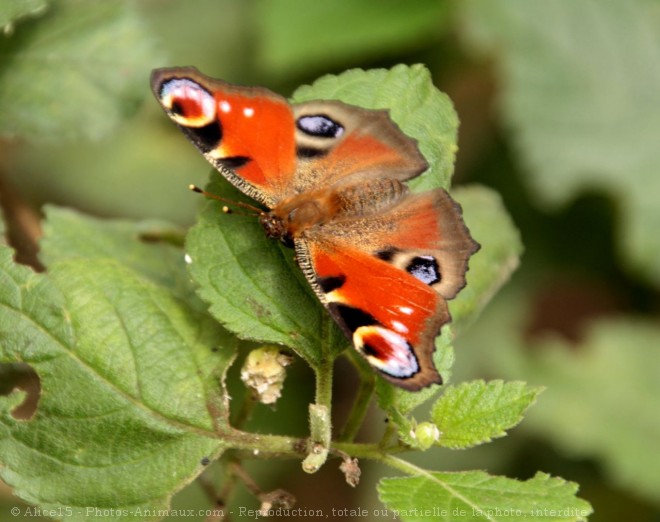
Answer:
[
  {"xmin": 297, "ymin": 188, "xmax": 479, "ymax": 390},
  {"xmin": 297, "ymin": 238, "xmax": 446, "ymax": 389},
  {"xmin": 368, "ymin": 189, "xmax": 480, "ymax": 301}
]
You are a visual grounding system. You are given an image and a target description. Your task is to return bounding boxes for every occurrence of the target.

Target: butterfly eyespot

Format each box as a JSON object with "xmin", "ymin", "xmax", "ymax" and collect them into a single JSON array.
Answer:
[
  {"xmin": 354, "ymin": 326, "xmax": 419, "ymax": 379},
  {"xmin": 158, "ymin": 78, "xmax": 216, "ymax": 127},
  {"xmin": 296, "ymin": 115, "xmax": 344, "ymax": 138},
  {"xmin": 407, "ymin": 255, "xmax": 441, "ymax": 286}
]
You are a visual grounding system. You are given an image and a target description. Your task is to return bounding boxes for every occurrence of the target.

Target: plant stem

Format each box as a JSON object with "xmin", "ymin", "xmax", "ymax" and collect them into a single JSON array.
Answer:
[
  {"xmin": 314, "ymin": 313, "xmax": 336, "ymax": 408},
  {"xmin": 221, "ymin": 428, "xmax": 305, "ymax": 457},
  {"xmin": 378, "ymin": 453, "xmax": 429, "ymax": 476},
  {"xmin": 379, "ymin": 419, "xmax": 398, "ymax": 449},
  {"xmin": 314, "ymin": 356, "xmax": 334, "ymax": 409},
  {"xmin": 198, "ymin": 468, "xmax": 222, "ymax": 506},
  {"xmin": 332, "ymin": 443, "xmax": 427, "ymax": 478},
  {"xmin": 338, "ymin": 373, "xmax": 374, "ymax": 442},
  {"xmin": 301, "ymin": 353, "xmax": 334, "ymax": 472},
  {"xmin": 332, "ymin": 441, "xmax": 406, "ymax": 459},
  {"xmin": 228, "ymin": 461, "xmax": 262, "ymax": 496}
]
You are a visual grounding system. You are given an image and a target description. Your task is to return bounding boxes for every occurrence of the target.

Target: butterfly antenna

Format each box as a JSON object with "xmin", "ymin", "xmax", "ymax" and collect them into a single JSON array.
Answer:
[{"xmin": 189, "ymin": 185, "xmax": 263, "ymax": 216}]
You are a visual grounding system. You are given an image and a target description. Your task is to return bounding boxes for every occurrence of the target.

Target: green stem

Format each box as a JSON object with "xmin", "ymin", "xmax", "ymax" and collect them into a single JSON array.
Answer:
[
  {"xmin": 338, "ymin": 374, "xmax": 374, "ymax": 442},
  {"xmin": 378, "ymin": 453, "xmax": 429, "ymax": 476},
  {"xmin": 218, "ymin": 431, "xmax": 417, "ymax": 478},
  {"xmin": 301, "ymin": 354, "xmax": 334, "ymax": 473},
  {"xmin": 314, "ymin": 313, "xmax": 337, "ymax": 408},
  {"xmin": 333, "ymin": 441, "xmax": 406, "ymax": 459},
  {"xmin": 300, "ymin": 318, "xmax": 338, "ymax": 472},
  {"xmin": 332, "ymin": 443, "xmax": 429, "ymax": 478},
  {"xmin": 220, "ymin": 428, "xmax": 305, "ymax": 457},
  {"xmin": 314, "ymin": 356, "xmax": 334, "ymax": 409},
  {"xmin": 379, "ymin": 419, "xmax": 398, "ymax": 449},
  {"xmin": 198, "ymin": 467, "xmax": 223, "ymax": 507}
]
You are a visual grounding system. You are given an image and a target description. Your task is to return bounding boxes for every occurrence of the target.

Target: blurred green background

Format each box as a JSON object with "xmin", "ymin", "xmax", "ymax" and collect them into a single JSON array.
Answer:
[{"xmin": 1, "ymin": 1, "xmax": 659, "ymax": 521}]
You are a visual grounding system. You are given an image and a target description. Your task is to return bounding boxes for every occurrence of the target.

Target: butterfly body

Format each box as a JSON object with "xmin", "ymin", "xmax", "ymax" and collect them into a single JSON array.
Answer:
[{"xmin": 151, "ymin": 67, "xmax": 479, "ymax": 390}]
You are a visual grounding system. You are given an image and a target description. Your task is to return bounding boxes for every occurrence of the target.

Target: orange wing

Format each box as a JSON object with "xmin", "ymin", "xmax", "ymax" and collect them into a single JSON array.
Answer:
[
  {"xmin": 151, "ymin": 67, "xmax": 296, "ymax": 206},
  {"xmin": 151, "ymin": 68, "xmax": 429, "ymax": 206},
  {"xmin": 290, "ymin": 101, "xmax": 428, "ymax": 192},
  {"xmin": 296, "ymin": 189, "xmax": 479, "ymax": 390}
]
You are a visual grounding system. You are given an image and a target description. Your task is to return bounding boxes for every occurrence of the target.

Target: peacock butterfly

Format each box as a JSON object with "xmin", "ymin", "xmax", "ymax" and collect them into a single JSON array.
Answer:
[{"xmin": 150, "ymin": 67, "xmax": 479, "ymax": 391}]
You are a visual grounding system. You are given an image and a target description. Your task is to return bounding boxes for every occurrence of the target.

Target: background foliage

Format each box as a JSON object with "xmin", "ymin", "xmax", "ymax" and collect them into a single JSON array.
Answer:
[{"xmin": 1, "ymin": 0, "xmax": 658, "ymax": 521}]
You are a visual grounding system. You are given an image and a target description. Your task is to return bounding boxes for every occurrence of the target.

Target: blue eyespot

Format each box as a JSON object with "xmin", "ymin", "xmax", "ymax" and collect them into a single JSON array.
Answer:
[{"xmin": 297, "ymin": 115, "xmax": 344, "ymax": 138}]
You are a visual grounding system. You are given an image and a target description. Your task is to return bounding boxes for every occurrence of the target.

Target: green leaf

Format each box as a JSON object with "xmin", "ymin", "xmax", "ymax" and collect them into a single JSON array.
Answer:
[
  {"xmin": 0, "ymin": 0, "xmax": 163, "ymax": 141},
  {"xmin": 186, "ymin": 177, "xmax": 347, "ymax": 368},
  {"xmin": 293, "ymin": 64, "xmax": 459, "ymax": 191},
  {"xmin": 450, "ymin": 185, "xmax": 523, "ymax": 333},
  {"xmin": 519, "ymin": 320, "xmax": 660, "ymax": 502},
  {"xmin": 379, "ymin": 470, "xmax": 592, "ymax": 521},
  {"xmin": 0, "ymin": 0, "xmax": 48, "ymax": 30},
  {"xmin": 256, "ymin": 0, "xmax": 451, "ymax": 75},
  {"xmin": 40, "ymin": 206, "xmax": 195, "ymax": 306},
  {"xmin": 0, "ymin": 210, "xmax": 233, "ymax": 519},
  {"xmin": 432, "ymin": 380, "xmax": 541, "ymax": 449},
  {"xmin": 463, "ymin": 0, "xmax": 660, "ymax": 284},
  {"xmin": 458, "ymin": 286, "xmax": 660, "ymax": 503}
]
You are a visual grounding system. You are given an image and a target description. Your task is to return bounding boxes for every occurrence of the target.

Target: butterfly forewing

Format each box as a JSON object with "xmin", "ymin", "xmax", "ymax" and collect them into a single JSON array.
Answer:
[
  {"xmin": 291, "ymin": 101, "xmax": 428, "ymax": 193},
  {"xmin": 151, "ymin": 67, "xmax": 296, "ymax": 206}
]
